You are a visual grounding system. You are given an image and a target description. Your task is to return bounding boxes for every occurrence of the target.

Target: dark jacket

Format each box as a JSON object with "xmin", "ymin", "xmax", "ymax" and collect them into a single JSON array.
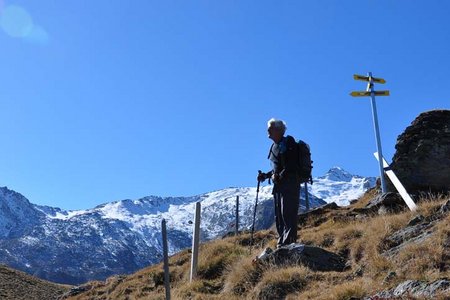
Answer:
[{"xmin": 268, "ymin": 135, "xmax": 299, "ymax": 184}]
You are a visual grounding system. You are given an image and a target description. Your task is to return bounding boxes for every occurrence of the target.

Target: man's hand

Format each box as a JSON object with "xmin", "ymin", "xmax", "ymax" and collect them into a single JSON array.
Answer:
[
  {"xmin": 271, "ymin": 173, "xmax": 280, "ymax": 184},
  {"xmin": 257, "ymin": 172, "xmax": 267, "ymax": 182}
]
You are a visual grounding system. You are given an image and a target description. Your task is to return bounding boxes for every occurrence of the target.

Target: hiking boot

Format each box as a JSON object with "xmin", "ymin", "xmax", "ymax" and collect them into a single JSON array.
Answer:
[
  {"xmin": 252, "ymin": 247, "xmax": 273, "ymax": 265},
  {"xmin": 277, "ymin": 242, "xmax": 303, "ymax": 250},
  {"xmin": 257, "ymin": 247, "xmax": 273, "ymax": 260}
]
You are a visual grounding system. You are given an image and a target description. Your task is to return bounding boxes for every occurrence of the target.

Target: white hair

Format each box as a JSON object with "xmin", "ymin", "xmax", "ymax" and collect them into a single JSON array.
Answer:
[{"xmin": 267, "ymin": 118, "xmax": 287, "ymax": 133}]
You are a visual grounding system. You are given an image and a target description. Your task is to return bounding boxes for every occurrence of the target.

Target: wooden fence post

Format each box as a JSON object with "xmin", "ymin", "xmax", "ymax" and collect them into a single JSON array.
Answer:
[
  {"xmin": 190, "ymin": 202, "xmax": 201, "ymax": 282},
  {"xmin": 161, "ymin": 219, "xmax": 171, "ymax": 300},
  {"xmin": 235, "ymin": 196, "xmax": 239, "ymax": 236}
]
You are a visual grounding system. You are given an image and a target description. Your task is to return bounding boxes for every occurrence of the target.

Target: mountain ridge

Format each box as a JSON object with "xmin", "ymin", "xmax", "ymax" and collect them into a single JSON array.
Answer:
[{"xmin": 0, "ymin": 167, "xmax": 375, "ymax": 284}]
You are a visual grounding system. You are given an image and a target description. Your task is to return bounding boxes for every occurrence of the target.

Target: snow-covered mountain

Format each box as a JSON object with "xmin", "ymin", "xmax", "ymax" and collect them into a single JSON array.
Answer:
[
  {"xmin": 310, "ymin": 167, "xmax": 377, "ymax": 206},
  {"xmin": 0, "ymin": 167, "xmax": 375, "ymax": 284}
]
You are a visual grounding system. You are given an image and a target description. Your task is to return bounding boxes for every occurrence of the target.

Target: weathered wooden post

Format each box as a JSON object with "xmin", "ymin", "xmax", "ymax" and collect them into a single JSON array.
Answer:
[
  {"xmin": 190, "ymin": 202, "xmax": 201, "ymax": 282},
  {"xmin": 161, "ymin": 219, "xmax": 171, "ymax": 300},
  {"xmin": 235, "ymin": 196, "xmax": 239, "ymax": 236}
]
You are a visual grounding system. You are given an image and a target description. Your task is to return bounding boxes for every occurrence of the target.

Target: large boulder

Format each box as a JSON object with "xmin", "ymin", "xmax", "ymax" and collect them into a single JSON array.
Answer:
[
  {"xmin": 390, "ymin": 109, "xmax": 450, "ymax": 194},
  {"xmin": 365, "ymin": 192, "xmax": 405, "ymax": 213},
  {"xmin": 256, "ymin": 244, "xmax": 347, "ymax": 272}
]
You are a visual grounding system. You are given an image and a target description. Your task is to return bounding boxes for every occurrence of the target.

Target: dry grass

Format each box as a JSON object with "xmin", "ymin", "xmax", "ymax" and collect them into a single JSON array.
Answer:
[
  {"xmin": 322, "ymin": 278, "xmax": 370, "ymax": 300},
  {"xmin": 351, "ymin": 187, "xmax": 379, "ymax": 209},
  {"xmin": 392, "ymin": 214, "xmax": 450, "ymax": 281},
  {"xmin": 67, "ymin": 192, "xmax": 450, "ymax": 300},
  {"xmin": 223, "ymin": 255, "xmax": 266, "ymax": 296},
  {"xmin": 173, "ymin": 280, "xmax": 226, "ymax": 300},
  {"xmin": 0, "ymin": 265, "xmax": 70, "ymax": 300},
  {"xmin": 300, "ymin": 209, "xmax": 411, "ymax": 277},
  {"xmin": 249, "ymin": 266, "xmax": 309, "ymax": 299},
  {"xmin": 196, "ymin": 239, "xmax": 246, "ymax": 280}
]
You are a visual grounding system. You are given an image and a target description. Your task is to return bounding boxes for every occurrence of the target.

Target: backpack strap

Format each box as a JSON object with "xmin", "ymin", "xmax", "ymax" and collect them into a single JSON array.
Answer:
[
  {"xmin": 267, "ymin": 143, "xmax": 274, "ymax": 159},
  {"xmin": 285, "ymin": 135, "xmax": 296, "ymax": 149},
  {"xmin": 283, "ymin": 135, "xmax": 298, "ymax": 175}
]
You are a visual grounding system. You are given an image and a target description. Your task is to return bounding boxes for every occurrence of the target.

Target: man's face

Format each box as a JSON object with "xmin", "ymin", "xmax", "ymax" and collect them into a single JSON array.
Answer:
[{"xmin": 267, "ymin": 126, "xmax": 283, "ymax": 143}]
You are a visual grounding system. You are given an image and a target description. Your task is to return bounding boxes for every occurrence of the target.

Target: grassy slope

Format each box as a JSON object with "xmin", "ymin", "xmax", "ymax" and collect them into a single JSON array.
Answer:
[
  {"xmin": 68, "ymin": 191, "xmax": 450, "ymax": 300},
  {"xmin": 0, "ymin": 264, "xmax": 70, "ymax": 300}
]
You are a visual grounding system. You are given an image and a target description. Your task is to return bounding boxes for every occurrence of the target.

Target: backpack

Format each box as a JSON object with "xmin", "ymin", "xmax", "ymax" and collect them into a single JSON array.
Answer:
[
  {"xmin": 268, "ymin": 136, "xmax": 313, "ymax": 184},
  {"xmin": 296, "ymin": 140, "xmax": 313, "ymax": 184}
]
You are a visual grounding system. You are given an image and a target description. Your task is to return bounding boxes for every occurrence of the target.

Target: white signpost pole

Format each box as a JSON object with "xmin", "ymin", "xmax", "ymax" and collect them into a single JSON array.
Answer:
[
  {"xmin": 367, "ymin": 72, "xmax": 388, "ymax": 193},
  {"xmin": 351, "ymin": 72, "xmax": 390, "ymax": 194}
]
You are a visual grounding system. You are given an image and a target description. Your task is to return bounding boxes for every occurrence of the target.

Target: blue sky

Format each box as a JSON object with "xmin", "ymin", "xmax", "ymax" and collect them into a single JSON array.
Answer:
[{"xmin": 1, "ymin": 1, "xmax": 449, "ymax": 210}]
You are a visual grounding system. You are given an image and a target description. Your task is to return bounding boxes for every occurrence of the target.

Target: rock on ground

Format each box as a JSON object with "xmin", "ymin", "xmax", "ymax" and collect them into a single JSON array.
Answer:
[
  {"xmin": 256, "ymin": 243, "xmax": 347, "ymax": 272},
  {"xmin": 365, "ymin": 192, "xmax": 406, "ymax": 213},
  {"xmin": 366, "ymin": 279, "xmax": 450, "ymax": 299}
]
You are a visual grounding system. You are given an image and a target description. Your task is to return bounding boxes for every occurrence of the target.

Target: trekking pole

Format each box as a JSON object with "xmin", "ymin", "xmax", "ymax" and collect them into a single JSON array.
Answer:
[
  {"xmin": 304, "ymin": 182, "xmax": 310, "ymax": 212},
  {"xmin": 250, "ymin": 170, "xmax": 262, "ymax": 253}
]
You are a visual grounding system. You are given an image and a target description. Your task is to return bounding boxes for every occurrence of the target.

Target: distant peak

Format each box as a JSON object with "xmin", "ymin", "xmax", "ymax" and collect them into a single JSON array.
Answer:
[
  {"xmin": 0, "ymin": 186, "xmax": 33, "ymax": 205},
  {"xmin": 328, "ymin": 166, "xmax": 346, "ymax": 172},
  {"xmin": 323, "ymin": 167, "xmax": 354, "ymax": 182},
  {"xmin": 327, "ymin": 166, "xmax": 351, "ymax": 175}
]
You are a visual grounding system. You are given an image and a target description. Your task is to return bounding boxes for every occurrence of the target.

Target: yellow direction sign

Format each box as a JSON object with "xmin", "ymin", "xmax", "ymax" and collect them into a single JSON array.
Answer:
[
  {"xmin": 350, "ymin": 91, "xmax": 370, "ymax": 97},
  {"xmin": 374, "ymin": 90, "xmax": 390, "ymax": 96},
  {"xmin": 353, "ymin": 74, "xmax": 386, "ymax": 84},
  {"xmin": 350, "ymin": 90, "xmax": 390, "ymax": 97}
]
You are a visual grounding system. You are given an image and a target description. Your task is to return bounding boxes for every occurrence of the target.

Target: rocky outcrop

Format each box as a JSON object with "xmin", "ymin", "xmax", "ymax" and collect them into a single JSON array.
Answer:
[
  {"xmin": 390, "ymin": 109, "xmax": 450, "ymax": 194},
  {"xmin": 380, "ymin": 200, "xmax": 450, "ymax": 257},
  {"xmin": 365, "ymin": 192, "xmax": 405, "ymax": 213},
  {"xmin": 381, "ymin": 221, "xmax": 434, "ymax": 257},
  {"xmin": 366, "ymin": 279, "xmax": 450, "ymax": 299}
]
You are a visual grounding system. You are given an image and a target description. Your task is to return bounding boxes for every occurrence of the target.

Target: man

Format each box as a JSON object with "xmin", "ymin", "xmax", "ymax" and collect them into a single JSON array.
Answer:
[{"xmin": 258, "ymin": 118, "xmax": 301, "ymax": 248}]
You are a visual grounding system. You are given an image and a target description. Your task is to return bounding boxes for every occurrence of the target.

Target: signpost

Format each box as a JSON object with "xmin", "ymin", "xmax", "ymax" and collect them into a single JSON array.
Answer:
[
  {"xmin": 350, "ymin": 72, "xmax": 389, "ymax": 193},
  {"xmin": 350, "ymin": 91, "xmax": 390, "ymax": 97},
  {"xmin": 353, "ymin": 74, "xmax": 386, "ymax": 84}
]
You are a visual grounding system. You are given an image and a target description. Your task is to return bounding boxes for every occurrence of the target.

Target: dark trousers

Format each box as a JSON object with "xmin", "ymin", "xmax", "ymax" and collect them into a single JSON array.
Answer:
[{"xmin": 273, "ymin": 179, "xmax": 300, "ymax": 247}]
